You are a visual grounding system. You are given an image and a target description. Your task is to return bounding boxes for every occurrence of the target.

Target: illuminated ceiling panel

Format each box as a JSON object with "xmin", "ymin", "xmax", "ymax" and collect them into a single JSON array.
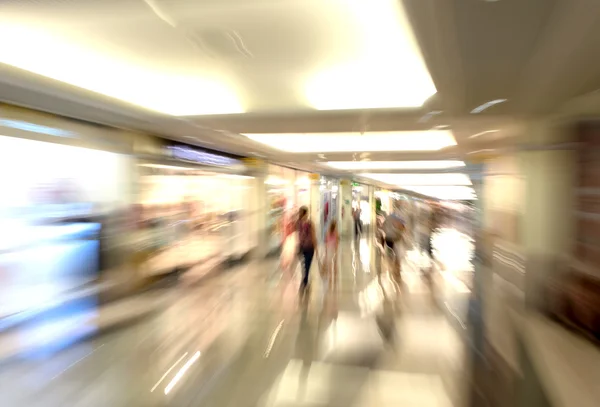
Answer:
[
  {"xmin": 359, "ymin": 173, "xmax": 472, "ymax": 186},
  {"xmin": 244, "ymin": 131, "xmax": 456, "ymax": 153},
  {"xmin": 305, "ymin": 0, "xmax": 436, "ymax": 110},
  {"xmin": 325, "ymin": 160, "xmax": 465, "ymax": 170}
]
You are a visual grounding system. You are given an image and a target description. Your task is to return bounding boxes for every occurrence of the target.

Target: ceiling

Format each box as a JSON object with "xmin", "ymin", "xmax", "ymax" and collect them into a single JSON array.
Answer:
[{"xmin": 1, "ymin": 0, "xmax": 600, "ymax": 178}]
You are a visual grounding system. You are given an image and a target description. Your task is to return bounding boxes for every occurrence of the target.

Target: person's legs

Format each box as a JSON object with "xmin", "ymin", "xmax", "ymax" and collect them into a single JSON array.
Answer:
[{"xmin": 300, "ymin": 248, "xmax": 315, "ymax": 288}]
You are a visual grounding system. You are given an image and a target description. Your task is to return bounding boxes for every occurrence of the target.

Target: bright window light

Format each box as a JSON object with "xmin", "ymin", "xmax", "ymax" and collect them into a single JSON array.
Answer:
[
  {"xmin": 265, "ymin": 176, "xmax": 289, "ymax": 186},
  {"xmin": 295, "ymin": 177, "xmax": 310, "ymax": 186},
  {"xmin": 0, "ymin": 22, "xmax": 243, "ymax": 116},
  {"xmin": 244, "ymin": 131, "xmax": 456, "ymax": 153},
  {"xmin": 359, "ymin": 173, "xmax": 472, "ymax": 186},
  {"xmin": 305, "ymin": 0, "xmax": 436, "ymax": 110},
  {"xmin": 401, "ymin": 186, "xmax": 477, "ymax": 201},
  {"xmin": 325, "ymin": 160, "xmax": 465, "ymax": 170}
]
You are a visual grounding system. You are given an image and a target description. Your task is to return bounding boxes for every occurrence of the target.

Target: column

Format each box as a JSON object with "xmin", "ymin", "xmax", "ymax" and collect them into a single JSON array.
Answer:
[
  {"xmin": 368, "ymin": 184, "xmax": 376, "ymax": 236},
  {"xmin": 309, "ymin": 173, "xmax": 321, "ymax": 237},
  {"xmin": 245, "ymin": 160, "xmax": 269, "ymax": 259},
  {"xmin": 338, "ymin": 179, "xmax": 353, "ymax": 239}
]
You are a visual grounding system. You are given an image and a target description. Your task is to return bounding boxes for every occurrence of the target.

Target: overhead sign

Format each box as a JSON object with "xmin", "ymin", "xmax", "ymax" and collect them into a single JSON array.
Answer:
[
  {"xmin": 242, "ymin": 157, "xmax": 266, "ymax": 170},
  {"xmin": 165, "ymin": 143, "xmax": 242, "ymax": 167}
]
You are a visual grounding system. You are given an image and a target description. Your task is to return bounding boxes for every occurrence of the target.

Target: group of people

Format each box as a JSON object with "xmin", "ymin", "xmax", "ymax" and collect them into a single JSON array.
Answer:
[
  {"xmin": 280, "ymin": 206, "xmax": 339, "ymax": 294},
  {"xmin": 280, "ymin": 202, "xmax": 438, "ymax": 294}
]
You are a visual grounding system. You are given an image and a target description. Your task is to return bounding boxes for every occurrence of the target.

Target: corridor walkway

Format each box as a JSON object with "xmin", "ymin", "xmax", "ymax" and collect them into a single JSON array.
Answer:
[{"xmin": 0, "ymin": 233, "xmax": 472, "ymax": 407}]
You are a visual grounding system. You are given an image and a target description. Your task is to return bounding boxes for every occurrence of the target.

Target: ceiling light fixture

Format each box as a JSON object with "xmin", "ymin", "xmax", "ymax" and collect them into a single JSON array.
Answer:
[
  {"xmin": 469, "ymin": 129, "xmax": 500, "ymax": 139},
  {"xmin": 359, "ymin": 173, "xmax": 472, "ymax": 186},
  {"xmin": 304, "ymin": 0, "xmax": 436, "ymax": 110},
  {"xmin": 325, "ymin": 160, "xmax": 466, "ymax": 170},
  {"xmin": 0, "ymin": 22, "xmax": 244, "ymax": 116},
  {"xmin": 470, "ymin": 99, "xmax": 507, "ymax": 114},
  {"xmin": 400, "ymin": 186, "xmax": 477, "ymax": 201},
  {"xmin": 139, "ymin": 164, "xmax": 195, "ymax": 171},
  {"xmin": 244, "ymin": 131, "xmax": 456, "ymax": 153}
]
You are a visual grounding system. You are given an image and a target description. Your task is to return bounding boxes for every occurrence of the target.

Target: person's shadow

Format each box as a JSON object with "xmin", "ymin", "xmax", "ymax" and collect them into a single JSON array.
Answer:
[{"xmin": 295, "ymin": 295, "xmax": 316, "ymax": 401}]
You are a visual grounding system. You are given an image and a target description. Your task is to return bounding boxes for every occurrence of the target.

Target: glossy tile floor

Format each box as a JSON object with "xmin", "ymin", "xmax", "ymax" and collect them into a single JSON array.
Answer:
[{"xmin": 0, "ymin": 234, "xmax": 472, "ymax": 407}]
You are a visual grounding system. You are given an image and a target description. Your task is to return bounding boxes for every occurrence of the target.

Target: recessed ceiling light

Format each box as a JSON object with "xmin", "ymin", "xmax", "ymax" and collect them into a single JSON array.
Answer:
[
  {"xmin": 243, "ymin": 131, "xmax": 456, "ymax": 153},
  {"xmin": 470, "ymin": 99, "xmax": 507, "ymax": 114},
  {"xmin": 359, "ymin": 173, "xmax": 472, "ymax": 186},
  {"xmin": 325, "ymin": 160, "xmax": 466, "ymax": 170},
  {"xmin": 304, "ymin": 0, "xmax": 436, "ymax": 110},
  {"xmin": 469, "ymin": 129, "xmax": 500, "ymax": 139}
]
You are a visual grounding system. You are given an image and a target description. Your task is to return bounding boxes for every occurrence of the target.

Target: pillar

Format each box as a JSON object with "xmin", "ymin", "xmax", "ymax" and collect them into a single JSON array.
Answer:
[
  {"xmin": 338, "ymin": 179, "xmax": 353, "ymax": 239},
  {"xmin": 245, "ymin": 160, "xmax": 269, "ymax": 259},
  {"xmin": 309, "ymin": 173, "xmax": 322, "ymax": 238}
]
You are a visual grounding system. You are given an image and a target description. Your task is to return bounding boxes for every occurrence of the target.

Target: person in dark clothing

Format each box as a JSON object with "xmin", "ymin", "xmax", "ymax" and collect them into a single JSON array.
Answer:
[{"xmin": 297, "ymin": 206, "xmax": 318, "ymax": 291}]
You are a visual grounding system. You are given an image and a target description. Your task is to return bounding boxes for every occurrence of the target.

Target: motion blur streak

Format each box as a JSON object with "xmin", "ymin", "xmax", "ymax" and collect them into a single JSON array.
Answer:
[
  {"xmin": 164, "ymin": 351, "xmax": 201, "ymax": 395},
  {"xmin": 1, "ymin": 0, "xmax": 600, "ymax": 406}
]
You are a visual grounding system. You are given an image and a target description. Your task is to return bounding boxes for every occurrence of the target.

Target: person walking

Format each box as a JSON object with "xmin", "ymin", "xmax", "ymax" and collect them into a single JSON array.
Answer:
[
  {"xmin": 297, "ymin": 206, "xmax": 318, "ymax": 292},
  {"xmin": 324, "ymin": 220, "xmax": 340, "ymax": 291}
]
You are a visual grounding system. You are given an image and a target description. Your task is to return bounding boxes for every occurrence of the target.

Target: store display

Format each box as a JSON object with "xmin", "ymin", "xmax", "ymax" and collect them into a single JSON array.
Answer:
[
  {"xmin": 134, "ymin": 168, "xmax": 254, "ymax": 275},
  {"xmin": 0, "ymin": 135, "xmax": 128, "ymax": 318}
]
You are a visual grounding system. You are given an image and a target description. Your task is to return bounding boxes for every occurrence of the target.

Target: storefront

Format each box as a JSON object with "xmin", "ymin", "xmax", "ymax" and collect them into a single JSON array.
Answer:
[
  {"xmin": 132, "ymin": 141, "xmax": 256, "ymax": 276},
  {"xmin": 0, "ymin": 106, "xmax": 132, "ymax": 318},
  {"xmin": 265, "ymin": 165, "xmax": 312, "ymax": 253},
  {"xmin": 351, "ymin": 182, "xmax": 372, "ymax": 234},
  {"xmin": 318, "ymin": 176, "xmax": 339, "ymax": 240}
]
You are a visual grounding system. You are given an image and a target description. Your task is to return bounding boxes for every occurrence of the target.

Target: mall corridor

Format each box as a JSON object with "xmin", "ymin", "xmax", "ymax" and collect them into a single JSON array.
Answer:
[{"xmin": 0, "ymin": 233, "xmax": 471, "ymax": 407}]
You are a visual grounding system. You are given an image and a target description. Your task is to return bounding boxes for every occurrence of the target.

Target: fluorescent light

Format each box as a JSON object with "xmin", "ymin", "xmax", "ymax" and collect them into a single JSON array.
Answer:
[
  {"xmin": 401, "ymin": 186, "xmax": 477, "ymax": 201},
  {"xmin": 326, "ymin": 160, "xmax": 466, "ymax": 170},
  {"xmin": 304, "ymin": 0, "xmax": 436, "ymax": 110},
  {"xmin": 470, "ymin": 99, "xmax": 507, "ymax": 114},
  {"xmin": 469, "ymin": 129, "xmax": 499, "ymax": 139},
  {"xmin": 0, "ymin": 22, "xmax": 243, "ymax": 115},
  {"xmin": 139, "ymin": 164, "xmax": 195, "ymax": 171},
  {"xmin": 244, "ymin": 131, "xmax": 456, "ymax": 153},
  {"xmin": 0, "ymin": 119, "xmax": 76, "ymax": 138},
  {"xmin": 360, "ymin": 173, "xmax": 472, "ymax": 186}
]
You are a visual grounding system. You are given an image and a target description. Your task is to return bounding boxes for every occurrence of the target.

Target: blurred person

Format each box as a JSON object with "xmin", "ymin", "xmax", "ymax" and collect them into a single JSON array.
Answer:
[
  {"xmin": 352, "ymin": 205, "xmax": 362, "ymax": 239},
  {"xmin": 297, "ymin": 206, "xmax": 318, "ymax": 292},
  {"xmin": 280, "ymin": 211, "xmax": 299, "ymax": 280},
  {"xmin": 323, "ymin": 219, "xmax": 339, "ymax": 291},
  {"xmin": 420, "ymin": 210, "xmax": 437, "ymax": 282},
  {"xmin": 382, "ymin": 212, "xmax": 406, "ymax": 280}
]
